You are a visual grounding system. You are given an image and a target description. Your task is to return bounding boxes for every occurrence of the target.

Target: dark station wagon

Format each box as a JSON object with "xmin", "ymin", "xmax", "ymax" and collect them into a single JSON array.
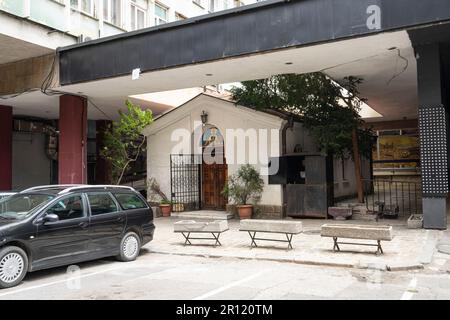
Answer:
[{"xmin": 0, "ymin": 185, "xmax": 155, "ymax": 288}]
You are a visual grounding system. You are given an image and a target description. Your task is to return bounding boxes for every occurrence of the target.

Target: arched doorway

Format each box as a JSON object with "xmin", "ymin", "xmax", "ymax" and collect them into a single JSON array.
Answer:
[{"xmin": 201, "ymin": 125, "xmax": 228, "ymax": 210}]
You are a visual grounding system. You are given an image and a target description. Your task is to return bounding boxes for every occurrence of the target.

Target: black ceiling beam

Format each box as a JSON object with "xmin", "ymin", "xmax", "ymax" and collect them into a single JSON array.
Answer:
[{"xmin": 58, "ymin": 0, "xmax": 450, "ymax": 85}]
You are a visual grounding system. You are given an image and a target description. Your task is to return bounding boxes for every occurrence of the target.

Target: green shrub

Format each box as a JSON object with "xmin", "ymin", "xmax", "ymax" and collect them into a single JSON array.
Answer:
[{"xmin": 222, "ymin": 164, "xmax": 264, "ymax": 205}]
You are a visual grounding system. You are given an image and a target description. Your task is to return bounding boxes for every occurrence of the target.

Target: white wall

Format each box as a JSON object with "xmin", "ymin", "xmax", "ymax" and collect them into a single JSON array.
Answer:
[
  {"xmin": 146, "ymin": 94, "xmax": 371, "ymax": 207},
  {"xmin": 146, "ymin": 94, "xmax": 284, "ymax": 206}
]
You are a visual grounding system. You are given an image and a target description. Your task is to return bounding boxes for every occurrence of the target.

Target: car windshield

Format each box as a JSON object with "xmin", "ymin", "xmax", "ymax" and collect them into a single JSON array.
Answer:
[{"xmin": 0, "ymin": 194, "xmax": 55, "ymax": 220}]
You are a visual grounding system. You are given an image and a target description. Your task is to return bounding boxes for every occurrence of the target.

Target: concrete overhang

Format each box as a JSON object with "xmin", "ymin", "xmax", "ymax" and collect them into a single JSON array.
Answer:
[
  {"xmin": 58, "ymin": 0, "xmax": 450, "ymax": 85},
  {"xmin": 5, "ymin": 0, "xmax": 450, "ymax": 122},
  {"xmin": 0, "ymin": 11, "xmax": 76, "ymax": 65}
]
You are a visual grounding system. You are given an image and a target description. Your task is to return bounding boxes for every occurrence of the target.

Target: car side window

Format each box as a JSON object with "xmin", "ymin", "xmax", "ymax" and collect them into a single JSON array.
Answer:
[
  {"xmin": 87, "ymin": 193, "xmax": 118, "ymax": 216},
  {"xmin": 46, "ymin": 195, "xmax": 85, "ymax": 221},
  {"xmin": 114, "ymin": 193, "xmax": 147, "ymax": 210}
]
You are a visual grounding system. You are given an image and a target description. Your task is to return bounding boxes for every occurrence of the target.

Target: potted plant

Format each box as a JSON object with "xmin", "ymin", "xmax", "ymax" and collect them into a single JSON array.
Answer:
[
  {"xmin": 148, "ymin": 177, "xmax": 172, "ymax": 217},
  {"xmin": 159, "ymin": 199, "xmax": 173, "ymax": 217},
  {"xmin": 222, "ymin": 164, "xmax": 264, "ymax": 219}
]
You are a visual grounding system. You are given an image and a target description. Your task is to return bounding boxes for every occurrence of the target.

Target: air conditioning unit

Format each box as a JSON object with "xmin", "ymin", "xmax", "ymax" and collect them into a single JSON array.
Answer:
[{"xmin": 77, "ymin": 34, "xmax": 93, "ymax": 43}]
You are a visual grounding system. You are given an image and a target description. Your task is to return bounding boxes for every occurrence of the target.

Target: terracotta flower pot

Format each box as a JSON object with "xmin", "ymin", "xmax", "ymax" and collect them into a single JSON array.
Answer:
[
  {"xmin": 159, "ymin": 204, "xmax": 172, "ymax": 217},
  {"xmin": 236, "ymin": 205, "xmax": 253, "ymax": 220}
]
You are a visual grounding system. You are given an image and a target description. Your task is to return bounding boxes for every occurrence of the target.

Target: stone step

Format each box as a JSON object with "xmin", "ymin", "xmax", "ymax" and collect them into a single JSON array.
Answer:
[
  {"xmin": 352, "ymin": 213, "xmax": 378, "ymax": 222},
  {"xmin": 171, "ymin": 211, "xmax": 234, "ymax": 220}
]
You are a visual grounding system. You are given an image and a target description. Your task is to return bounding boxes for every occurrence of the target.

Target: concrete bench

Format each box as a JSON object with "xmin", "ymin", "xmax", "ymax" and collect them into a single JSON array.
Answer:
[
  {"xmin": 174, "ymin": 220, "xmax": 229, "ymax": 247},
  {"xmin": 321, "ymin": 224, "xmax": 394, "ymax": 255},
  {"xmin": 239, "ymin": 220, "xmax": 303, "ymax": 250}
]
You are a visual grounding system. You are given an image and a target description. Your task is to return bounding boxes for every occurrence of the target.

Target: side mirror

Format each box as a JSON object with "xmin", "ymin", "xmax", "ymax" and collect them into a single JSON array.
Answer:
[{"xmin": 43, "ymin": 213, "xmax": 59, "ymax": 224}]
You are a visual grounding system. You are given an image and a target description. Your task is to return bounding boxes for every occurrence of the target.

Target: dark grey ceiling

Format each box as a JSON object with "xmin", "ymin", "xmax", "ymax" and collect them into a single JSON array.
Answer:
[{"xmin": 59, "ymin": 0, "xmax": 450, "ymax": 86}]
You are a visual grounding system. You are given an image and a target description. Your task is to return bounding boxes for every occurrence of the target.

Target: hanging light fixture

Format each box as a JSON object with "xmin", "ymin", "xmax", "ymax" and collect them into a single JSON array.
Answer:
[{"xmin": 201, "ymin": 111, "xmax": 208, "ymax": 124}]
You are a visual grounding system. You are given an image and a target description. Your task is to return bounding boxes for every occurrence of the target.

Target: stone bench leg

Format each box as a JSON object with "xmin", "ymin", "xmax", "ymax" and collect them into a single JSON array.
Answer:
[
  {"xmin": 333, "ymin": 237, "xmax": 340, "ymax": 252},
  {"xmin": 247, "ymin": 231, "xmax": 294, "ymax": 250},
  {"xmin": 181, "ymin": 232, "xmax": 192, "ymax": 246},
  {"xmin": 332, "ymin": 237, "xmax": 384, "ymax": 255},
  {"xmin": 285, "ymin": 233, "xmax": 294, "ymax": 250},
  {"xmin": 248, "ymin": 232, "xmax": 258, "ymax": 248},
  {"xmin": 212, "ymin": 233, "xmax": 222, "ymax": 247},
  {"xmin": 376, "ymin": 240, "xmax": 383, "ymax": 256},
  {"xmin": 181, "ymin": 232, "xmax": 222, "ymax": 247}
]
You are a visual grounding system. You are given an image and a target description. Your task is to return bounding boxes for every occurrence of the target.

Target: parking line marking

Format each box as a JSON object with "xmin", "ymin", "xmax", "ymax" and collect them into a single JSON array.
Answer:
[
  {"xmin": 192, "ymin": 270, "xmax": 269, "ymax": 300},
  {"xmin": 0, "ymin": 265, "xmax": 123, "ymax": 298},
  {"xmin": 401, "ymin": 277, "xmax": 418, "ymax": 300}
]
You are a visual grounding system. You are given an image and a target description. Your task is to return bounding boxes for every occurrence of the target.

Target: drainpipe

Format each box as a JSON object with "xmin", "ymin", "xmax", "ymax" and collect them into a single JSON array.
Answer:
[{"xmin": 281, "ymin": 116, "xmax": 294, "ymax": 217}]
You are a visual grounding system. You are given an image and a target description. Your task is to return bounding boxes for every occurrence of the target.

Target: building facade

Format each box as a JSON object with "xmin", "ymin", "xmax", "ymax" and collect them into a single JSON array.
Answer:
[
  {"xmin": 1, "ymin": 0, "xmax": 258, "ymax": 41},
  {"xmin": 2, "ymin": 0, "xmax": 450, "ymax": 228},
  {"xmin": 144, "ymin": 94, "xmax": 371, "ymax": 218},
  {"xmin": 0, "ymin": 0, "xmax": 259, "ymax": 190}
]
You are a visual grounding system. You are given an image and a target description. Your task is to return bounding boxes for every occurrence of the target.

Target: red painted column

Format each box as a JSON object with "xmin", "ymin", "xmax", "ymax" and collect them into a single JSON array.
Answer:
[
  {"xmin": 0, "ymin": 106, "xmax": 12, "ymax": 191},
  {"xmin": 59, "ymin": 95, "xmax": 87, "ymax": 184},
  {"xmin": 95, "ymin": 120, "xmax": 112, "ymax": 184}
]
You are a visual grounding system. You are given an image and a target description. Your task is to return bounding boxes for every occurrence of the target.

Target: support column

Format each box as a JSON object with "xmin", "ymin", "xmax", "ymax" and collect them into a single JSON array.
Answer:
[
  {"xmin": 416, "ymin": 43, "xmax": 448, "ymax": 229},
  {"xmin": 0, "ymin": 106, "xmax": 12, "ymax": 191},
  {"xmin": 95, "ymin": 120, "xmax": 112, "ymax": 184},
  {"xmin": 59, "ymin": 95, "xmax": 87, "ymax": 184}
]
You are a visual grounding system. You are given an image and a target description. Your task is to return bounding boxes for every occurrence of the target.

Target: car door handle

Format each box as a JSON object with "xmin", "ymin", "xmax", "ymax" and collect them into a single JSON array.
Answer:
[
  {"xmin": 79, "ymin": 222, "xmax": 89, "ymax": 229},
  {"xmin": 117, "ymin": 217, "xmax": 125, "ymax": 222}
]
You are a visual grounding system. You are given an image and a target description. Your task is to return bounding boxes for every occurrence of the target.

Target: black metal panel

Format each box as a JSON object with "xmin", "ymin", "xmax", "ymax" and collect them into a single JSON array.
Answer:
[
  {"xmin": 285, "ymin": 154, "xmax": 333, "ymax": 218},
  {"xmin": 59, "ymin": 0, "xmax": 450, "ymax": 85},
  {"xmin": 419, "ymin": 105, "xmax": 449, "ymax": 197},
  {"xmin": 170, "ymin": 154, "xmax": 202, "ymax": 211},
  {"xmin": 286, "ymin": 185, "xmax": 304, "ymax": 216},
  {"xmin": 268, "ymin": 155, "xmax": 305, "ymax": 185}
]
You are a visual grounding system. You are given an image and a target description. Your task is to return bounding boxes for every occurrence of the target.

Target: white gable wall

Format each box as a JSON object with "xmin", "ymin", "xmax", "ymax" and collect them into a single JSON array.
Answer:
[
  {"xmin": 145, "ymin": 94, "xmax": 285, "ymax": 206},
  {"xmin": 145, "ymin": 94, "xmax": 371, "ymax": 209}
]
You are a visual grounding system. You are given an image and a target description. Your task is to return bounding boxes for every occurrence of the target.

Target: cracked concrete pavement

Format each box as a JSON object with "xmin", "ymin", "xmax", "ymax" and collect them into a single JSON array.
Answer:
[{"xmin": 0, "ymin": 217, "xmax": 449, "ymax": 300}]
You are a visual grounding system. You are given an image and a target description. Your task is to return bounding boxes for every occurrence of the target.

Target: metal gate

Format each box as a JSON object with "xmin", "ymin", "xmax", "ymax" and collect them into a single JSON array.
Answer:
[{"xmin": 170, "ymin": 154, "xmax": 202, "ymax": 211}]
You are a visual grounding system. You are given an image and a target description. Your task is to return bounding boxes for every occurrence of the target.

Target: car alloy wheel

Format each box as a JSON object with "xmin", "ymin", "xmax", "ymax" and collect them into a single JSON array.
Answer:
[
  {"xmin": 0, "ymin": 252, "xmax": 25, "ymax": 284},
  {"xmin": 122, "ymin": 234, "xmax": 139, "ymax": 259}
]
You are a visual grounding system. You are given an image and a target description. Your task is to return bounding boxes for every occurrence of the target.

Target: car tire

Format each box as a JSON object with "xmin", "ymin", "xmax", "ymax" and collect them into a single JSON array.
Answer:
[
  {"xmin": 117, "ymin": 232, "xmax": 141, "ymax": 262},
  {"xmin": 0, "ymin": 246, "xmax": 28, "ymax": 289}
]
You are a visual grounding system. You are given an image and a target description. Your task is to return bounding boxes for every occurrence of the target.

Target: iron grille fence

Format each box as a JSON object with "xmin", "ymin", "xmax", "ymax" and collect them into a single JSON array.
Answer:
[
  {"xmin": 362, "ymin": 179, "xmax": 422, "ymax": 217},
  {"xmin": 170, "ymin": 154, "xmax": 202, "ymax": 211}
]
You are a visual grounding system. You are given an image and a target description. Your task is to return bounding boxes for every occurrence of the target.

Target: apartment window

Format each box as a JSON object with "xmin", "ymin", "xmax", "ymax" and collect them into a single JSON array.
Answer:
[
  {"xmin": 209, "ymin": 0, "xmax": 215, "ymax": 12},
  {"xmin": 103, "ymin": 0, "xmax": 122, "ymax": 27},
  {"xmin": 71, "ymin": 0, "xmax": 95, "ymax": 16},
  {"xmin": 154, "ymin": 3, "xmax": 168, "ymax": 25},
  {"xmin": 130, "ymin": 0, "xmax": 146, "ymax": 30},
  {"xmin": 175, "ymin": 12, "xmax": 187, "ymax": 21},
  {"xmin": 193, "ymin": 0, "xmax": 204, "ymax": 8}
]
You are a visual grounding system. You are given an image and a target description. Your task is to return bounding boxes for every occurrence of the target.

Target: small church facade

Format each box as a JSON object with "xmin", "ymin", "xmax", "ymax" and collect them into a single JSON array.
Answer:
[{"xmin": 143, "ymin": 94, "xmax": 370, "ymax": 218}]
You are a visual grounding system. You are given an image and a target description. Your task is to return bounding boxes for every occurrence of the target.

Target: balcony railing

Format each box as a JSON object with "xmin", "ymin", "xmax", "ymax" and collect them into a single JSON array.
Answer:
[{"xmin": 362, "ymin": 179, "xmax": 422, "ymax": 218}]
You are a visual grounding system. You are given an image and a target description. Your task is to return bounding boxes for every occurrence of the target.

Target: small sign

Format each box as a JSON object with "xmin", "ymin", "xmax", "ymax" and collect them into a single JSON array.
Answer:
[{"xmin": 132, "ymin": 68, "xmax": 141, "ymax": 80}]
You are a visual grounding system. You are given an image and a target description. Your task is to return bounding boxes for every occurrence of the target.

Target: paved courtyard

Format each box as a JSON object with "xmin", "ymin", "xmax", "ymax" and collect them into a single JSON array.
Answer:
[
  {"xmin": 0, "ymin": 217, "xmax": 449, "ymax": 300},
  {"xmin": 0, "ymin": 247, "xmax": 449, "ymax": 300},
  {"xmin": 148, "ymin": 217, "xmax": 444, "ymax": 271}
]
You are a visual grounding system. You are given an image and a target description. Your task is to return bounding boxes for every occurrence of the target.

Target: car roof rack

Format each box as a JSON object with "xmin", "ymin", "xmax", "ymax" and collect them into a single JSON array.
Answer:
[
  {"xmin": 58, "ymin": 185, "xmax": 135, "ymax": 195},
  {"xmin": 21, "ymin": 185, "xmax": 86, "ymax": 193}
]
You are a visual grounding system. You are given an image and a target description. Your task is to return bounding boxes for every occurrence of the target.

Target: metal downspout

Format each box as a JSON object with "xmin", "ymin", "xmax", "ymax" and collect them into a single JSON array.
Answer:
[{"xmin": 281, "ymin": 116, "xmax": 294, "ymax": 217}]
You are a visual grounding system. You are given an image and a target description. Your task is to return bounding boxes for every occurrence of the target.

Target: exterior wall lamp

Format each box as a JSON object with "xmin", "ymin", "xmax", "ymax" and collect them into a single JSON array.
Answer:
[{"xmin": 201, "ymin": 111, "xmax": 208, "ymax": 125}]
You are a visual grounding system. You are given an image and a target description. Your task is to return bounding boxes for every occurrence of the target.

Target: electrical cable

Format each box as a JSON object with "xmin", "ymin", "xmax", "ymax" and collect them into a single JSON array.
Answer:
[
  {"xmin": 386, "ymin": 48, "xmax": 409, "ymax": 86},
  {"xmin": 0, "ymin": 53, "xmax": 113, "ymax": 120}
]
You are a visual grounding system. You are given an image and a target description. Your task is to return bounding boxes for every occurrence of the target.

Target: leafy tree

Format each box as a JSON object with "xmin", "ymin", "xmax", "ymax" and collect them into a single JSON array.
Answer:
[
  {"xmin": 100, "ymin": 100, "xmax": 153, "ymax": 185},
  {"xmin": 231, "ymin": 73, "xmax": 373, "ymax": 158},
  {"xmin": 231, "ymin": 73, "xmax": 374, "ymax": 202}
]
